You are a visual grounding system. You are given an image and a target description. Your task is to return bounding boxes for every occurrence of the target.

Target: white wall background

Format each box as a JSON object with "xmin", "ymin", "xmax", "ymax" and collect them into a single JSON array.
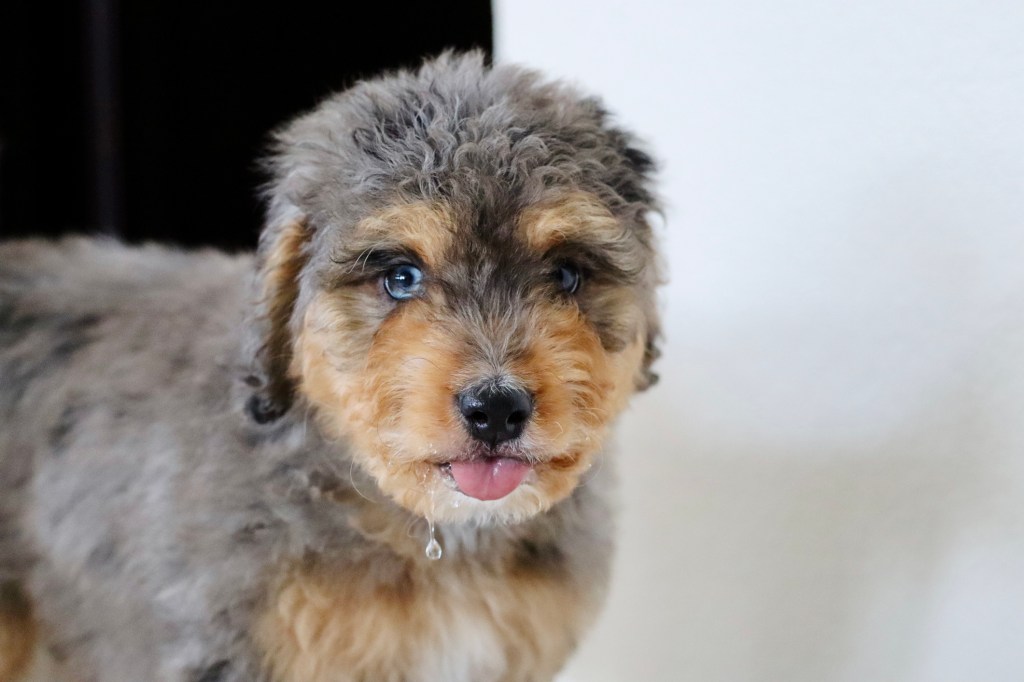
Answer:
[{"xmin": 496, "ymin": 2, "xmax": 1024, "ymax": 681}]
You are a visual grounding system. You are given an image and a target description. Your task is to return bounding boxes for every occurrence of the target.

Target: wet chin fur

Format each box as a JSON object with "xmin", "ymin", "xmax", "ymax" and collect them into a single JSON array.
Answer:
[{"xmin": 360, "ymin": 452, "xmax": 596, "ymax": 526}]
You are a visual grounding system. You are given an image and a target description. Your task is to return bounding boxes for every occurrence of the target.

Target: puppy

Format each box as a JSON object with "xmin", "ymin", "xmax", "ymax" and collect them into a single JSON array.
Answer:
[{"xmin": 0, "ymin": 52, "xmax": 660, "ymax": 682}]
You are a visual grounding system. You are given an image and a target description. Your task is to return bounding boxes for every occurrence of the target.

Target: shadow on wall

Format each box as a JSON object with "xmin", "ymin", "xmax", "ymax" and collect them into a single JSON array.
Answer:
[{"xmin": 599, "ymin": 375, "xmax": 1017, "ymax": 682}]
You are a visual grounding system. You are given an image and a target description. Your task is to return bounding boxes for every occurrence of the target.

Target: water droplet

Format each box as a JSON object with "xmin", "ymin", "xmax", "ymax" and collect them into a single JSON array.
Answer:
[{"xmin": 425, "ymin": 521, "xmax": 443, "ymax": 561}]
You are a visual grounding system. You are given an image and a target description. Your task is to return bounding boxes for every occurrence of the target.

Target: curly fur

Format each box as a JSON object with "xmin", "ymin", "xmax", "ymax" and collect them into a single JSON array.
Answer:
[{"xmin": 0, "ymin": 52, "xmax": 659, "ymax": 681}]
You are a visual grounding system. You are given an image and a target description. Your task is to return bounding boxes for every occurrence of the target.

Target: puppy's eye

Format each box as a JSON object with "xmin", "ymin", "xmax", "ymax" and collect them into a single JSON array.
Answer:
[
  {"xmin": 554, "ymin": 263, "xmax": 582, "ymax": 294},
  {"xmin": 383, "ymin": 264, "xmax": 424, "ymax": 300}
]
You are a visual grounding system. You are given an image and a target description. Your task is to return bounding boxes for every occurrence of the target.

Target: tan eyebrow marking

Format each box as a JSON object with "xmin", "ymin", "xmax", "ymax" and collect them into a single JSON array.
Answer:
[
  {"xmin": 520, "ymin": 192, "xmax": 628, "ymax": 253},
  {"xmin": 347, "ymin": 202, "xmax": 456, "ymax": 270}
]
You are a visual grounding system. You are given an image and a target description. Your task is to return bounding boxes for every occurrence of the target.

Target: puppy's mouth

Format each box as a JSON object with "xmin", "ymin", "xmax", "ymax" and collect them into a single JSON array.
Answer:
[{"xmin": 439, "ymin": 456, "xmax": 534, "ymax": 501}]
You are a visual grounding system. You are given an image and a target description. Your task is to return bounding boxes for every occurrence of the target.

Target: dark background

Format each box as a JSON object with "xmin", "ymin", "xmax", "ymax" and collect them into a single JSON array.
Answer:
[{"xmin": 0, "ymin": 0, "xmax": 493, "ymax": 250}]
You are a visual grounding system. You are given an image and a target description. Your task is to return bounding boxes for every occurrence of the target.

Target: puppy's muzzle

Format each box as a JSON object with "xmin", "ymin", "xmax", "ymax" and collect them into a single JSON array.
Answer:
[{"xmin": 456, "ymin": 382, "xmax": 534, "ymax": 448}]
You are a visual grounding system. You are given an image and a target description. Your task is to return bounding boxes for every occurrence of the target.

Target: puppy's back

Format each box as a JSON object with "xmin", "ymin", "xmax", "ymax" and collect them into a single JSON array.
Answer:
[{"xmin": 0, "ymin": 238, "xmax": 253, "ymax": 580}]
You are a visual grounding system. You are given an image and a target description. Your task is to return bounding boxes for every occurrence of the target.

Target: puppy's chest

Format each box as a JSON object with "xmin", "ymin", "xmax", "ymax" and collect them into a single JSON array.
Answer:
[{"xmin": 254, "ymin": 555, "xmax": 584, "ymax": 682}]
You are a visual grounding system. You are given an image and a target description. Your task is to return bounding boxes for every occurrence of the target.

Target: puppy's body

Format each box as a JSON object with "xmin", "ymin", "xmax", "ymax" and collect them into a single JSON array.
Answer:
[{"xmin": 0, "ymin": 54, "xmax": 657, "ymax": 681}]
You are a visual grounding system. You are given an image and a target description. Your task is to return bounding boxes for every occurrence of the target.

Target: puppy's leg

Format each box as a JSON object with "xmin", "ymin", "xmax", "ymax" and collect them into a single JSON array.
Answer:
[{"xmin": 0, "ymin": 581, "xmax": 35, "ymax": 682}]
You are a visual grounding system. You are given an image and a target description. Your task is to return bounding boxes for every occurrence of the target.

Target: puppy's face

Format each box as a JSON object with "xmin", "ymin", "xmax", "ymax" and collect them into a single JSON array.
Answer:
[
  {"xmin": 289, "ymin": 193, "xmax": 650, "ymax": 524},
  {"xmin": 252, "ymin": 55, "xmax": 659, "ymax": 525}
]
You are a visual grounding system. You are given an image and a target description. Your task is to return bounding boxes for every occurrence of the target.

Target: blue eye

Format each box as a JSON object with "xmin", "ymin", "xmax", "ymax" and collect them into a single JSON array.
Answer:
[
  {"xmin": 383, "ymin": 264, "xmax": 424, "ymax": 300},
  {"xmin": 554, "ymin": 264, "xmax": 582, "ymax": 294}
]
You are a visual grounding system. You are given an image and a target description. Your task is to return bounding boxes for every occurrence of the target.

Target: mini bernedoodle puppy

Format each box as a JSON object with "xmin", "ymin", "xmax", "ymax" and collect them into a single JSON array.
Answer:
[{"xmin": 0, "ymin": 52, "xmax": 660, "ymax": 682}]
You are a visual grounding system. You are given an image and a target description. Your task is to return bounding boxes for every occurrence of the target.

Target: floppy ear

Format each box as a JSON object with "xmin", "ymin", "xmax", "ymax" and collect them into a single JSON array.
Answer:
[
  {"xmin": 608, "ymin": 130, "xmax": 662, "ymax": 393},
  {"xmin": 637, "ymin": 316, "xmax": 661, "ymax": 391},
  {"xmin": 244, "ymin": 205, "xmax": 313, "ymax": 423}
]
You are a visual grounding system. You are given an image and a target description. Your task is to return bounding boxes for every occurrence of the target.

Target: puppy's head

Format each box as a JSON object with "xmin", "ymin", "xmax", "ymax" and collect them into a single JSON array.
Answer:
[{"xmin": 249, "ymin": 53, "xmax": 659, "ymax": 525}]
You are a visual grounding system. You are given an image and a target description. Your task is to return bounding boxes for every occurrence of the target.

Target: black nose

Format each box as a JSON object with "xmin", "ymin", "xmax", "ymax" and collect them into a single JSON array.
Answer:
[{"xmin": 457, "ymin": 384, "xmax": 533, "ymax": 446}]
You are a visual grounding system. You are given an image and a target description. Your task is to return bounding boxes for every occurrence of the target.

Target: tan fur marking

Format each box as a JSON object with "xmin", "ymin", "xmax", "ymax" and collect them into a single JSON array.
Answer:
[
  {"xmin": 260, "ymin": 217, "xmax": 311, "ymax": 401},
  {"xmin": 0, "ymin": 583, "xmax": 35, "ymax": 682},
  {"xmin": 262, "ymin": 219, "xmax": 309, "ymax": 309},
  {"xmin": 356, "ymin": 202, "xmax": 456, "ymax": 269},
  {"xmin": 256, "ymin": 555, "xmax": 587, "ymax": 682},
  {"xmin": 512, "ymin": 304, "xmax": 646, "ymax": 504},
  {"xmin": 520, "ymin": 192, "xmax": 627, "ymax": 253},
  {"xmin": 293, "ymin": 292, "xmax": 469, "ymax": 518}
]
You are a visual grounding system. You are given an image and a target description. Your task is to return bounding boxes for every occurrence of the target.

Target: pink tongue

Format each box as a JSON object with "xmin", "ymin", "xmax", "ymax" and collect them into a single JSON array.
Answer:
[{"xmin": 449, "ymin": 457, "xmax": 532, "ymax": 501}]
